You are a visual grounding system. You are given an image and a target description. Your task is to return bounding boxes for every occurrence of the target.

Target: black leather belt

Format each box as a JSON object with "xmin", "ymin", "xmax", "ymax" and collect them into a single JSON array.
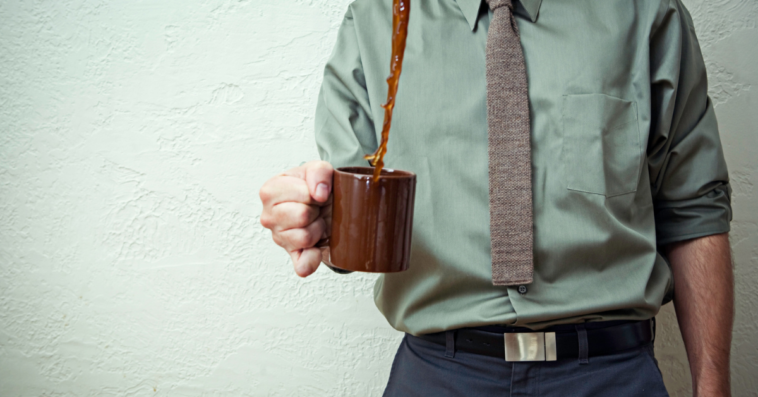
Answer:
[{"xmin": 415, "ymin": 319, "xmax": 654, "ymax": 361}]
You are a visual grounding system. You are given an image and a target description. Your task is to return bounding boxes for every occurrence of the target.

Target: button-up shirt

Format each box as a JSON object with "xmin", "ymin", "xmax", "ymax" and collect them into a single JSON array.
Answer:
[{"xmin": 314, "ymin": 0, "xmax": 732, "ymax": 335}]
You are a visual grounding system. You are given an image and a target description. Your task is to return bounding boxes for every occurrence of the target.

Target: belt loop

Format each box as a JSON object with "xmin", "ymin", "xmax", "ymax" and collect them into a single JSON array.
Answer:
[
  {"xmin": 445, "ymin": 330, "xmax": 456, "ymax": 358},
  {"xmin": 576, "ymin": 324, "xmax": 589, "ymax": 364}
]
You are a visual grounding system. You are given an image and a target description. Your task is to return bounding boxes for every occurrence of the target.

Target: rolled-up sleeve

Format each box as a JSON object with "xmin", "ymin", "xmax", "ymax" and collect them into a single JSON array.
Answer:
[
  {"xmin": 314, "ymin": 6, "xmax": 376, "ymax": 168},
  {"xmin": 647, "ymin": 0, "xmax": 732, "ymax": 246}
]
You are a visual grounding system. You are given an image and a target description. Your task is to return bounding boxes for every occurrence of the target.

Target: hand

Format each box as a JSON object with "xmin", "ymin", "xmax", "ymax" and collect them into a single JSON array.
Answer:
[{"xmin": 259, "ymin": 161, "xmax": 333, "ymax": 277}]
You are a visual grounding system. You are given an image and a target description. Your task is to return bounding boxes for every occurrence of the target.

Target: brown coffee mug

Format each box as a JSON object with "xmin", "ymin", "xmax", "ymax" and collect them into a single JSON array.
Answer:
[{"xmin": 318, "ymin": 166, "xmax": 416, "ymax": 273}]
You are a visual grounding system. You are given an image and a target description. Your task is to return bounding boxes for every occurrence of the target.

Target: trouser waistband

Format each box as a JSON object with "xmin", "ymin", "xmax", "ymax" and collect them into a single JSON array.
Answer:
[{"xmin": 413, "ymin": 319, "xmax": 654, "ymax": 362}]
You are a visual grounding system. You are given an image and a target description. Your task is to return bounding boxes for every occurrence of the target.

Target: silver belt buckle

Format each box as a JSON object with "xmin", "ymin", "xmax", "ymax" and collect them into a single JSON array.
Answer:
[{"xmin": 504, "ymin": 332, "xmax": 557, "ymax": 362}]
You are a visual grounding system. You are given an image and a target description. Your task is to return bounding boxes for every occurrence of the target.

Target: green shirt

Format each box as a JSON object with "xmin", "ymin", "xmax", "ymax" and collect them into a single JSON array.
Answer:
[{"xmin": 314, "ymin": 0, "xmax": 731, "ymax": 335}]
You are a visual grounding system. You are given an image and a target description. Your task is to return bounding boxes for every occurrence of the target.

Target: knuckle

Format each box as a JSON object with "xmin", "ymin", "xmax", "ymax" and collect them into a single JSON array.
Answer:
[
  {"xmin": 259, "ymin": 183, "xmax": 272, "ymax": 203},
  {"xmin": 313, "ymin": 160, "xmax": 332, "ymax": 171},
  {"xmin": 259, "ymin": 213, "xmax": 272, "ymax": 229}
]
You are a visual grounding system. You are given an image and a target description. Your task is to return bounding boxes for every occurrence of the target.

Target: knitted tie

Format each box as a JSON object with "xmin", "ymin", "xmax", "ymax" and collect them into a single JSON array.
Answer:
[{"xmin": 486, "ymin": 0, "xmax": 533, "ymax": 286}]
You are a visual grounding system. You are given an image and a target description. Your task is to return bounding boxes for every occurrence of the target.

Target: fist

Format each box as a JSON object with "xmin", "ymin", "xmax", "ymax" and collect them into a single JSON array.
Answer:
[{"xmin": 259, "ymin": 161, "xmax": 333, "ymax": 277}]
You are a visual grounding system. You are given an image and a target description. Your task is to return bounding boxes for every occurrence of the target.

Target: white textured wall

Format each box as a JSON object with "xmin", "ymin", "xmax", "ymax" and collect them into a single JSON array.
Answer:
[{"xmin": 0, "ymin": 0, "xmax": 755, "ymax": 396}]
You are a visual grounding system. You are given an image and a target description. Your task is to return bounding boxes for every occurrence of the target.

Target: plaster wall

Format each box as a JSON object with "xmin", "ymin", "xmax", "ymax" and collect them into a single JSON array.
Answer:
[{"xmin": 0, "ymin": 0, "xmax": 756, "ymax": 396}]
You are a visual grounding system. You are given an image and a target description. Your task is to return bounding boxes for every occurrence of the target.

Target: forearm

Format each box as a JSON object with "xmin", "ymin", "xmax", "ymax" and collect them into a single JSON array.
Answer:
[{"xmin": 665, "ymin": 233, "xmax": 734, "ymax": 397}]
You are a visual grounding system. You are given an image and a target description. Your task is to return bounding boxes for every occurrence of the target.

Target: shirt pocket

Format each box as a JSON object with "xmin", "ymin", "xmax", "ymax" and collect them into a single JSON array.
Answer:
[{"xmin": 561, "ymin": 94, "xmax": 642, "ymax": 197}]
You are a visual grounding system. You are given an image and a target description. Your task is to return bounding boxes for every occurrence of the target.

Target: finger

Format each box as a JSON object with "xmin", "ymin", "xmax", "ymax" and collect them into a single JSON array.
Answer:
[
  {"xmin": 280, "ymin": 162, "xmax": 308, "ymax": 179},
  {"xmin": 269, "ymin": 202, "xmax": 320, "ymax": 232},
  {"xmin": 273, "ymin": 160, "xmax": 333, "ymax": 204},
  {"xmin": 259, "ymin": 176, "xmax": 314, "ymax": 209},
  {"xmin": 291, "ymin": 247, "xmax": 322, "ymax": 277},
  {"xmin": 275, "ymin": 218, "xmax": 327, "ymax": 252},
  {"xmin": 304, "ymin": 161, "xmax": 333, "ymax": 203}
]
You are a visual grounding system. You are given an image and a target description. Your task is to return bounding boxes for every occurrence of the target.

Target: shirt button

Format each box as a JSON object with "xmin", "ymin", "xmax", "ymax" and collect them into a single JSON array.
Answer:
[{"xmin": 518, "ymin": 285, "xmax": 528, "ymax": 295}]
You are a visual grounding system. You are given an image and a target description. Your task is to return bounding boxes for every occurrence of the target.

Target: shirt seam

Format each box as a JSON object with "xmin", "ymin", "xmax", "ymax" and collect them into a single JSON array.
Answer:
[{"xmin": 649, "ymin": 0, "xmax": 672, "ymax": 41}]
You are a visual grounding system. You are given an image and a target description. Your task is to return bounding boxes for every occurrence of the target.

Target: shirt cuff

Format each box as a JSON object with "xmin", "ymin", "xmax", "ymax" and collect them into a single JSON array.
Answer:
[{"xmin": 654, "ymin": 185, "xmax": 732, "ymax": 246}]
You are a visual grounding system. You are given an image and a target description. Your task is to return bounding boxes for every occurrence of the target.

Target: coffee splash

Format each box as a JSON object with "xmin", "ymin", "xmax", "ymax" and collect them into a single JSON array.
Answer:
[{"xmin": 364, "ymin": 0, "xmax": 410, "ymax": 182}]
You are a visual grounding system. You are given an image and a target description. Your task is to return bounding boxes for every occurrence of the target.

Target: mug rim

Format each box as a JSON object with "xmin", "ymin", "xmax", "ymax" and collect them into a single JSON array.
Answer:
[{"xmin": 335, "ymin": 166, "xmax": 416, "ymax": 179}]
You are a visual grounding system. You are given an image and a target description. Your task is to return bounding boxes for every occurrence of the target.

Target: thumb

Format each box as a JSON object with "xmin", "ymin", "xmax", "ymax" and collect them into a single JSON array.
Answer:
[{"xmin": 304, "ymin": 161, "xmax": 333, "ymax": 204}]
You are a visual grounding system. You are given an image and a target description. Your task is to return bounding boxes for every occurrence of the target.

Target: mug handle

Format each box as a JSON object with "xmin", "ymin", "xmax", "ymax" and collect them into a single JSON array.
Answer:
[
  {"xmin": 314, "ymin": 170, "xmax": 351, "ymax": 274},
  {"xmin": 315, "ymin": 237, "xmax": 352, "ymax": 274}
]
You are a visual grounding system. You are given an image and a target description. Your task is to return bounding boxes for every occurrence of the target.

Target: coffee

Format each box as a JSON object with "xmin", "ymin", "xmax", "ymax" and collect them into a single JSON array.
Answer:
[{"xmin": 363, "ymin": 0, "xmax": 410, "ymax": 181}]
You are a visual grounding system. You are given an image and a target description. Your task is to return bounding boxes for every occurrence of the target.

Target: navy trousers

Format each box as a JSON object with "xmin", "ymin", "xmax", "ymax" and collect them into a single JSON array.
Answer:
[{"xmin": 383, "ymin": 332, "xmax": 669, "ymax": 397}]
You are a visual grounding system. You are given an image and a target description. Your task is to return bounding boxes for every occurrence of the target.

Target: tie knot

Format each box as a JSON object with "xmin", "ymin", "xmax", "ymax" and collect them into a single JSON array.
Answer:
[{"xmin": 486, "ymin": 0, "xmax": 513, "ymax": 12}]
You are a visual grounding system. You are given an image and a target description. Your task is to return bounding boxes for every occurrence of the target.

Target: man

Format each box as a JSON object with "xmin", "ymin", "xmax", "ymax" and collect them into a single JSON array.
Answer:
[{"xmin": 259, "ymin": 0, "xmax": 733, "ymax": 395}]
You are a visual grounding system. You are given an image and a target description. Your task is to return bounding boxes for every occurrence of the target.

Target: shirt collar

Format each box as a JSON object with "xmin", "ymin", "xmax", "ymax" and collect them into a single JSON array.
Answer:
[{"xmin": 456, "ymin": 0, "xmax": 542, "ymax": 31}]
